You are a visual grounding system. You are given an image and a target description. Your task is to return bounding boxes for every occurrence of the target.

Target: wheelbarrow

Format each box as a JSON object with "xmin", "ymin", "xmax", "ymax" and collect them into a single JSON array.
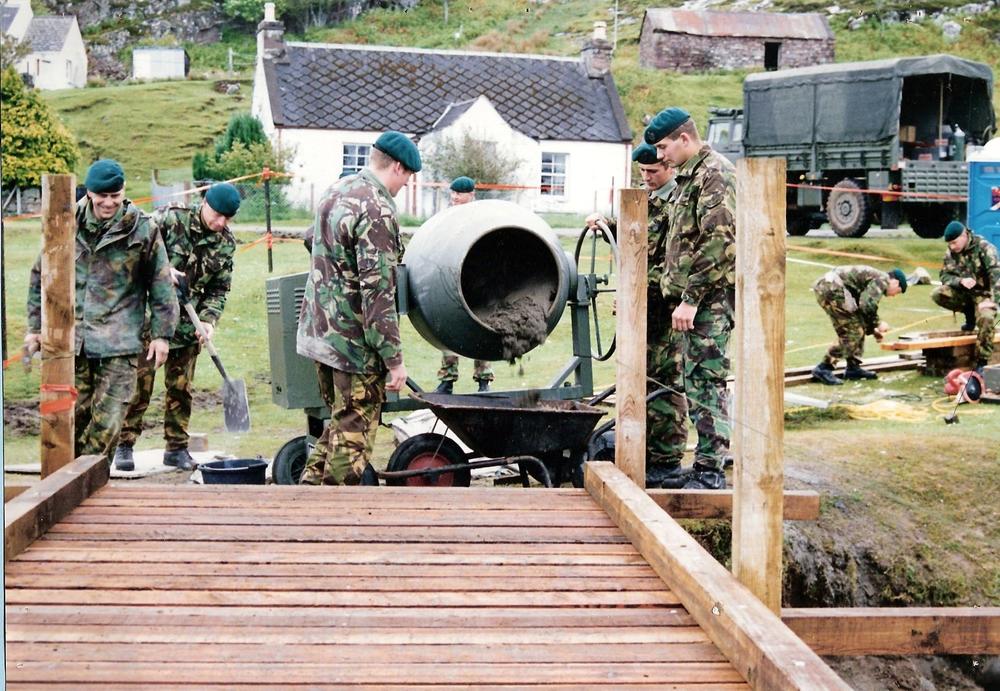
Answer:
[{"xmin": 381, "ymin": 393, "xmax": 606, "ymax": 488}]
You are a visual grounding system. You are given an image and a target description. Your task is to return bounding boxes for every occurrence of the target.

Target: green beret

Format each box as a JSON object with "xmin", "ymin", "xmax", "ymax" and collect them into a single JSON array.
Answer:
[
  {"xmin": 374, "ymin": 131, "xmax": 422, "ymax": 173},
  {"xmin": 84, "ymin": 159, "xmax": 125, "ymax": 193},
  {"xmin": 943, "ymin": 220, "xmax": 966, "ymax": 242},
  {"xmin": 632, "ymin": 143, "xmax": 660, "ymax": 165},
  {"xmin": 205, "ymin": 182, "xmax": 241, "ymax": 217},
  {"xmin": 889, "ymin": 268, "xmax": 907, "ymax": 293},
  {"xmin": 449, "ymin": 176, "xmax": 475, "ymax": 193},
  {"xmin": 643, "ymin": 107, "xmax": 691, "ymax": 144}
]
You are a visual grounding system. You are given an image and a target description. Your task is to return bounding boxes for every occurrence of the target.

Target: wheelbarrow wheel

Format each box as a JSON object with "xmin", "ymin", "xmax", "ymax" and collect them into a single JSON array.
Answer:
[
  {"xmin": 386, "ymin": 433, "xmax": 470, "ymax": 487},
  {"xmin": 272, "ymin": 435, "xmax": 313, "ymax": 485}
]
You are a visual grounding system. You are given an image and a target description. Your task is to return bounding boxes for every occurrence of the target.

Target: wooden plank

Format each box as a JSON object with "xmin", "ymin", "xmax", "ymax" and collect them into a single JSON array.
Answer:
[
  {"xmin": 4, "ymin": 455, "xmax": 107, "ymax": 562},
  {"xmin": 615, "ymin": 188, "xmax": 647, "ymax": 487},
  {"xmin": 732, "ymin": 156, "xmax": 786, "ymax": 614},
  {"xmin": 5, "ymin": 661, "xmax": 746, "ymax": 685},
  {"xmin": 5, "ymin": 485, "xmax": 30, "ymax": 502},
  {"xmin": 648, "ymin": 489, "xmax": 819, "ymax": 520},
  {"xmin": 782, "ymin": 607, "xmax": 1000, "ymax": 655},
  {"xmin": 4, "ymin": 588, "xmax": 681, "ymax": 607},
  {"xmin": 882, "ymin": 333, "xmax": 1000, "ymax": 351},
  {"xmin": 7, "ymin": 685, "xmax": 750, "ymax": 691},
  {"xmin": 39, "ymin": 173, "xmax": 77, "ymax": 478},
  {"xmin": 5, "ymin": 605, "xmax": 698, "ymax": 629},
  {"xmin": 586, "ymin": 462, "xmax": 850, "ymax": 690}
]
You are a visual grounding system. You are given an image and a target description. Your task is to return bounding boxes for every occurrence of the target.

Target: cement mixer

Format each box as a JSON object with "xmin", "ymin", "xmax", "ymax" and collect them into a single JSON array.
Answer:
[{"xmin": 265, "ymin": 200, "xmax": 618, "ymax": 484}]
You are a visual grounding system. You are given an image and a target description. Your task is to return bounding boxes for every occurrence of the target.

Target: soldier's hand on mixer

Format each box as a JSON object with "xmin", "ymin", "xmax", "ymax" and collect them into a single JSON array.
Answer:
[
  {"xmin": 386, "ymin": 363, "xmax": 407, "ymax": 392},
  {"xmin": 585, "ymin": 213, "xmax": 605, "ymax": 229}
]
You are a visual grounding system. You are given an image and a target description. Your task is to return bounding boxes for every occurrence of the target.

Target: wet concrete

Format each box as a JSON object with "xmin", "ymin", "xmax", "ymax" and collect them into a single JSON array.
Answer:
[{"xmin": 483, "ymin": 295, "xmax": 549, "ymax": 362}]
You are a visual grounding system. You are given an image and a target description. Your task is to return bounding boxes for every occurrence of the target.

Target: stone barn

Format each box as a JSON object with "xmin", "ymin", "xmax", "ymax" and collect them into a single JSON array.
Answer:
[{"xmin": 639, "ymin": 9, "xmax": 834, "ymax": 73}]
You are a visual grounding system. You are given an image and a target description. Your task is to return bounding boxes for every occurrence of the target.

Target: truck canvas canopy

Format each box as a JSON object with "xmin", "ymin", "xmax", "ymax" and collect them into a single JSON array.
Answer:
[{"xmin": 743, "ymin": 54, "xmax": 995, "ymax": 148}]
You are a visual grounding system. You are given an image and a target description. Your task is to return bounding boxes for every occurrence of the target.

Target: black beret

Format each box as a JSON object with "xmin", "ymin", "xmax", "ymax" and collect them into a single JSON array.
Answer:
[
  {"xmin": 374, "ymin": 131, "xmax": 422, "ymax": 173},
  {"xmin": 84, "ymin": 159, "xmax": 125, "ymax": 193},
  {"xmin": 205, "ymin": 183, "xmax": 241, "ymax": 217},
  {"xmin": 643, "ymin": 107, "xmax": 691, "ymax": 144}
]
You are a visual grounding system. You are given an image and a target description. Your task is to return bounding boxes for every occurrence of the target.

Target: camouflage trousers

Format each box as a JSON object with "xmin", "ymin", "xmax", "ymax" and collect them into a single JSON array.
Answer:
[
  {"xmin": 75, "ymin": 354, "xmax": 138, "ymax": 460},
  {"xmin": 646, "ymin": 303, "xmax": 732, "ymax": 471},
  {"xmin": 931, "ymin": 285, "xmax": 997, "ymax": 364},
  {"xmin": 300, "ymin": 364, "xmax": 383, "ymax": 486},
  {"xmin": 438, "ymin": 352, "xmax": 494, "ymax": 383},
  {"xmin": 815, "ymin": 284, "xmax": 867, "ymax": 367},
  {"xmin": 118, "ymin": 344, "xmax": 200, "ymax": 451}
]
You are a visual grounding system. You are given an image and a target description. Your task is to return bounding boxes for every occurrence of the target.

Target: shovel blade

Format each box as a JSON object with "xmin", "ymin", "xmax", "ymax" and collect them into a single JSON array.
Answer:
[{"xmin": 223, "ymin": 378, "xmax": 251, "ymax": 433}]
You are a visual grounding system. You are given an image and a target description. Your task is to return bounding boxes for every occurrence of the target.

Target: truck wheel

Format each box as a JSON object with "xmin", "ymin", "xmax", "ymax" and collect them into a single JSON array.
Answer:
[
  {"xmin": 907, "ymin": 204, "xmax": 957, "ymax": 239},
  {"xmin": 826, "ymin": 180, "xmax": 871, "ymax": 238},
  {"xmin": 787, "ymin": 212, "xmax": 810, "ymax": 236}
]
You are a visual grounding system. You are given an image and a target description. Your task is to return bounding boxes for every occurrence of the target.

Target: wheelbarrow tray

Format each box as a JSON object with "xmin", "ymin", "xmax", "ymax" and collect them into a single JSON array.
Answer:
[{"xmin": 411, "ymin": 393, "xmax": 605, "ymax": 459}]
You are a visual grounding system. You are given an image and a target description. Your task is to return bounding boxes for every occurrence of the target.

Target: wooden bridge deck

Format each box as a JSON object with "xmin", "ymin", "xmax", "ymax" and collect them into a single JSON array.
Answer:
[{"xmin": 5, "ymin": 483, "xmax": 749, "ymax": 689}]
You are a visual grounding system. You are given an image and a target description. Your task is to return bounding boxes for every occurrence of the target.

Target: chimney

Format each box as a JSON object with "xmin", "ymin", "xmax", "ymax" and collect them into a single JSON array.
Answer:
[
  {"xmin": 257, "ymin": 2, "xmax": 285, "ymax": 60},
  {"xmin": 581, "ymin": 21, "xmax": 612, "ymax": 78}
]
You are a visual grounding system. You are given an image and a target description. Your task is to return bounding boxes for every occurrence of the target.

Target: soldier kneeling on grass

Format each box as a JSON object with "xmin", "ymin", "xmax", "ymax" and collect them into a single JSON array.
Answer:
[{"xmin": 811, "ymin": 265, "xmax": 907, "ymax": 386}]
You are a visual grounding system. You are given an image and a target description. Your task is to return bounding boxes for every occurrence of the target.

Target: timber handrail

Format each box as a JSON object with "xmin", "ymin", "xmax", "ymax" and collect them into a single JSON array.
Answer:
[
  {"xmin": 4, "ymin": 454, "xmax": 107, "ymax": 561},
  {"xmin": 647, "ymin": 489, "xmax": 819, "ymax": 520}
]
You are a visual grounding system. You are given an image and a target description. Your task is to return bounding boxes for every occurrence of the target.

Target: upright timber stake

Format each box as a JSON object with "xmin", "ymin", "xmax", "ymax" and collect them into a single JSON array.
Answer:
[
  {"xmin": 39, "ymin": 174, "xmax": 76, "ymax": 478},
  {"xmin": 263, "ymin": 167, "xmax": 274, "ymax": 273},
  {"xmin": 731, "ymin": 157, "xmax": 786, "ymax": 613},
  {"xmin": 615, "ymin": 189, "xmax": 647, "ymax": 486}
]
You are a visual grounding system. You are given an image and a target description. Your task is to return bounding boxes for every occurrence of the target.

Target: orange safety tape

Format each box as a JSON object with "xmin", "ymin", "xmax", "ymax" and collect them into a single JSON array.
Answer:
[
  {"xmin": 2, "ymin": 355, "xmax": 22, "ymax": 370},
  {"xmin": 39, "ymin": 383, "xmax": 78, "ymax": 415}
]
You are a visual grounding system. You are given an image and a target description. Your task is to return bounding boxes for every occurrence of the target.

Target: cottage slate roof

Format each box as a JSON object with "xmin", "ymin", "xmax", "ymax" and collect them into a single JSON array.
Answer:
[
  {"xmin": 24, "ymin": 16, "xmax": 75, "ymax": 52},
  {"xmin": 1, "ymin": 6, "xmax": 19, "ymax": 34},
  {"xmin": 643, "ymin": 9, "xmax": 833, "ymax": 41},
  {"xmin": 263, "ymin": 43, "xmax": 632, "ymax": 143}
]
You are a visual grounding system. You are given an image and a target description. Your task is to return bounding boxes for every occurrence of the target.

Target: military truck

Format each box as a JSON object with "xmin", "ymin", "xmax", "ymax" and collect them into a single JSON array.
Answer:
[{"xmin": 706, "ymin": 54, "xmax": 996, "ymax": 238}]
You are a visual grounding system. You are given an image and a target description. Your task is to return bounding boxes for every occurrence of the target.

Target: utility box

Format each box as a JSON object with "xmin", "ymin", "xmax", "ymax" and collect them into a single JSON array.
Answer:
[
  {"xmin": 266, "ymin": 272, "xmax": 324, "ymax": 410},
  {"xmin": 132, "ymin": 47, "xmax": 189, "ymax": 80},
  {"xmin": 967, "ymin": 139, "xmax": 1000, "ymax": 249}
]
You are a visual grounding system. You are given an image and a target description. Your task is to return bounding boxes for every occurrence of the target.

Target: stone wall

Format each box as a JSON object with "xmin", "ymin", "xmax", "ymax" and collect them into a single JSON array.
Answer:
[{"xmin": 639, "ymin": 28, "xmax": 834, "ymax": 73}]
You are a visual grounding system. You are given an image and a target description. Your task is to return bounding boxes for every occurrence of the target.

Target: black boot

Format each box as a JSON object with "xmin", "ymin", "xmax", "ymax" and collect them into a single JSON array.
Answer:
[
  {"xmin": 163, "ymin": 448, "xmax": 196, "ymax": 471},
  {"xmin": 360, "ymin": 463, "xmax": 380, "ymax": 486},
  {"xmin": 961, "ymin": 306, "xmax": 976, "ymax": 332},
  {"xmin": 646, "ymin": 462, "xmax": 691, "ymax": 489},
  {"xmin": 434, "ymin": 380, "xmax": 454, "ymax": 394},
  {"xmin": 682, "ymin": 465, "xmax": 726, "ymax": 490},
  {"xmin": 112, "ymin": 445, "xmax": 134, "ymax": 472},
  {"xmin": 811, "ymin": 361, "xmax": 843, "ymax": 386},
  {"xmin": 843, "ymin": 361, "xmax": 878, "ymax": 380},
  {"xmin": 477, "ymin": 380, "xmax": 491, "ymax": 393}
]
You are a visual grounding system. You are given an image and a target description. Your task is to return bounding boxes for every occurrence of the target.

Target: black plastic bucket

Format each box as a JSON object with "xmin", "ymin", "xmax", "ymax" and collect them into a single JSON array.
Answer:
[{"xmin": 200, "ymin": 458, "xmax": 268, "ymax": 485}]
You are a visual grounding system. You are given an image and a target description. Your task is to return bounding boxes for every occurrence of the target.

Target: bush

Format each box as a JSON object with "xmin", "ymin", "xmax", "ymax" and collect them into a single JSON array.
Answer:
[{"xmin": 192, "ymin": 112, "xmax": 290, "ymax": 182}]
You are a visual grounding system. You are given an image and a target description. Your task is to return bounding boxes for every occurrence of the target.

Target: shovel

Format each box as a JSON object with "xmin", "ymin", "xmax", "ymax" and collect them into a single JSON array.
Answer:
[{"xmin": 175, "ymin": 279, "xmax": 251, "ymax": 433}]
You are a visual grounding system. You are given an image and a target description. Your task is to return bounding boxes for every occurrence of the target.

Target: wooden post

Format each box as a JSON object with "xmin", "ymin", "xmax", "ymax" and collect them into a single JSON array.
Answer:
[
  {"xmin": 731, "ymin": 157, "xmax": 786, "ymax": 613},
  {"xmin": 39, "ymin": 174, "xmax": 76, "ymax": 478},
  {"xmin": 614, "ymin": 189, "xmax": 647, "ymax": 486}
]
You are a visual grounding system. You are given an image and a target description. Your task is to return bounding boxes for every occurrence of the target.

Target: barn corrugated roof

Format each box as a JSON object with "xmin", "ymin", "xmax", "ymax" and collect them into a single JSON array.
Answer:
[
  {"xmin": 643, "ymin": 8, "xmax": 833, "ymax": 40},
  {"xmin": 262, "ymin": 43, "xmax": 632, "ymax": 143}
]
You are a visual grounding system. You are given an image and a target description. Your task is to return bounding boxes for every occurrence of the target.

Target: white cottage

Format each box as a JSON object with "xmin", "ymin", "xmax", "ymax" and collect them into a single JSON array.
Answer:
[
  {"xmin": 251, "ymin": 5, "xmax": 632, "ymax": 216},
  {"xmin": 1, "ymin": 0, "xmax": 87, "ymax": 89}
]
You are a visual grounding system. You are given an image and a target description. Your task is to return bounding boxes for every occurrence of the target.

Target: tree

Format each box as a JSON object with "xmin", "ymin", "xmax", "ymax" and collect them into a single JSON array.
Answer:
[
  {"xmin": 192, "ymin": 112, "xmax": 289, "ymax": 181},
  {"xmin": 0, "ymin": 35, "xmax": 31, "ymax": 71},
  {"xmin": 0, "ymin": 67, "xmax": 79, "ymax": 188},
  {"xmin": 423, "ymin": 130, "xmax": 523, "ymax": 198}
]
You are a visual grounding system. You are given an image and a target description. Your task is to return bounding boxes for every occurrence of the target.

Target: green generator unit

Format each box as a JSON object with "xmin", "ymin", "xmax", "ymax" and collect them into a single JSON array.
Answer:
[{"xmin": 266, "ymin": 271, "xmax": 327, "ymax": 418}]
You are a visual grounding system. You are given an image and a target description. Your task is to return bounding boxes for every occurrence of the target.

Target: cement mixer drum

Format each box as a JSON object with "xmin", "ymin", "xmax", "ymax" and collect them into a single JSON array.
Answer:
[{"xmin": 403, "ymin": 200, "xmax": 576, "ymax": 362}]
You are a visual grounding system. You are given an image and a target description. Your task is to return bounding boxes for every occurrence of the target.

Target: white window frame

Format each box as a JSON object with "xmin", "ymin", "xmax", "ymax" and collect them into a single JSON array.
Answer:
[
  {"xmin": 342, "ymin": 143, "xmax": 371, "ymax": 175},
  {"xmin": 540, "ymin": 152, "xmax": 567, "ymax": 197}
]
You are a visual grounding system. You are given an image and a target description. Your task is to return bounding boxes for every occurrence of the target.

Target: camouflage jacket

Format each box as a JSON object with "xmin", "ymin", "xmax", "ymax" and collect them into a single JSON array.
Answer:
[
  {"xmin": 27, "ymin": 198, "xmax": 178, "ymax": 357},
  {"xmin": 660, "ymin": 145, "xmax": 736, "ymax": 310},
  {"xmin": 151, "ymin": 200, "xmax": 236, "ymax": 348},
  {"xmin": 939, "ymin": 232, "xmax": 1000, "ymax": 303},
  {"xmin": 813, "ymin": 264, "xmax": 889, "ymax": 333},
  {"xmin": 296, "ymin": 169, "xmax": 404, "ymax": 374}
]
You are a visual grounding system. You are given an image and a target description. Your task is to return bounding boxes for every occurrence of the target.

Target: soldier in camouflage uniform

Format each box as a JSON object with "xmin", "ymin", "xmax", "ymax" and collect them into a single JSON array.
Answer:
[
  {"xmin": 112, "ymin": 183, "xmax": 240, "ymax": 472},
  {"xmin": 296, "ymin": 131, "xmax": 420, "ymax": 485},
  {"xmin": 586, "ymin": 143, "xmax": 685, "ymax": 488},
  {"xmin": 931, "ymin": 221, "xmax": 999, "ymax": 371},
  {"xmin": 645, "ymin": 107, "xmax": 736, "ymax": 490},
  {"xmin": 25, "ymin": 159, "xmax": 178, "ymax": 461},
  {"xmin": 435, "ymin": 176, "xmax": 494, "ymax": 394},
  {"xmin": 810, "ymin": 266, "xmax": 907, "ymax": 385}
]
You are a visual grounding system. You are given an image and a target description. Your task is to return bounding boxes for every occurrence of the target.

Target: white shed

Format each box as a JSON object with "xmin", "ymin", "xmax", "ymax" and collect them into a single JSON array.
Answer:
[{"xmin": 132, "ymin": 47, "xmax": 190, "ymax": 80}]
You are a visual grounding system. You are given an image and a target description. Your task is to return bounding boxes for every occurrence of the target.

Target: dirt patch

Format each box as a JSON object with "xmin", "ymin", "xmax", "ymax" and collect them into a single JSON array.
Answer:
[
  {"xmin": 4, "ymin": 401, "xmax": 40, "ymax": 436},
  {"xmin": 483, "ymin": 296, "xmax": 548, "ymax": 362}
]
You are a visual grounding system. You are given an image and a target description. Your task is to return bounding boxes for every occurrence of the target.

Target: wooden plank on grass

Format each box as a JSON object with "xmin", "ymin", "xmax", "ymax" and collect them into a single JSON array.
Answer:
[
  {"xmin": 4, "ymin": 455, "xmax": 106, "ymax": 562},
  {"xmin": 782, "ymin": 607, "xmax": 1000, "ymax": 655},
  {"xmin": 882, "ymin": 333, "xmax": 1000, "ymax": 351},
  {"xmin": 647, "ymin": 489, "xmax": 819, "ymax": 520},
  {"xmin": 586, "ymin": 461, "xmax": 850, "ymax": 690}
]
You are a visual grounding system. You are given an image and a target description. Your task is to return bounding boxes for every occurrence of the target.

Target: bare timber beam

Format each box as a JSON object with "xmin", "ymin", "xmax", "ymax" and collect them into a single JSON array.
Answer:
[
  {"xmin": 783, "ymin": 607, "xmax": 1000, "ymax": 655},
  {"xmin": 882, "ymin": 333, "xmax": 1000, "ymax": 351},
  {"xmin": 586, "ymin": 462, "xmax": 850, "ymax": 690},
  {"xmin": 648, "ymin": 489, "xmax": 819, "ymax": 520},
  {"xmin": 4, "ymin": 485, "xmax": 30, "ymax": 502},
  {"xmin": 4, "ymin": 455, "xmax": 107, "ymax": 562}
]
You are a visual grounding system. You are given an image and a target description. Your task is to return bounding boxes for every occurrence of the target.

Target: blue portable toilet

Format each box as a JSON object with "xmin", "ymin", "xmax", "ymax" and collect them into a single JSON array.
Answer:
[{"xmin": 967, "ymin": 138, "xmax": 1000, "ymax": 248}]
